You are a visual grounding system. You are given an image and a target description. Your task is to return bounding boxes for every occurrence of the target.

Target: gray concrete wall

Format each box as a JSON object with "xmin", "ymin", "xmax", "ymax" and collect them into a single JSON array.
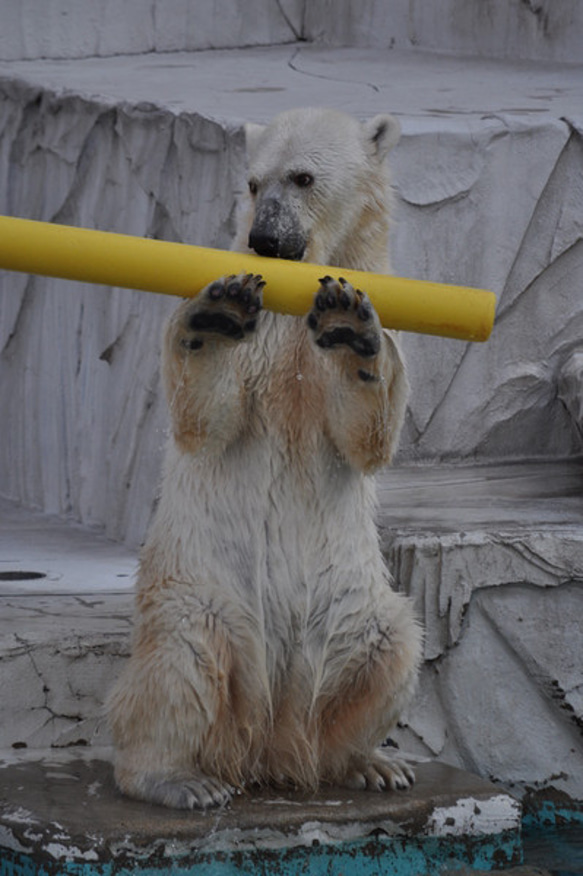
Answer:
[
  {"xmin": 2, "ymin": 0, "xmax": 581, "ymax": 63},
  {"xmin": 0, "ymin": 0, "xmax": 305, "ymax": 60},
  {"xmin": 306, "ymin": 0, "xmax": 583, "ymax": 63}
]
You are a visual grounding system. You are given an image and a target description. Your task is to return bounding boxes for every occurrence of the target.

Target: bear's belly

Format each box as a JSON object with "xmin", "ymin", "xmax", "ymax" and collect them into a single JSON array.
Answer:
[
  {"xmin": 139, "ymin": 435, "xmax": 400, "ymax": 724},
  {"xmin": 150, "ymin": 435, "xmax": 385, "ymax": 618}
]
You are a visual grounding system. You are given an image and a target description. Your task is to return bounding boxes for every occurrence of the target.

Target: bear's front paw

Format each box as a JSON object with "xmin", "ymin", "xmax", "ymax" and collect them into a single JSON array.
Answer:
[
  {"xmin": 180, "ymin": 272, "xmax": 265, "ymax": 350},
  {"xmin": 307, "ymin": 276, "xmax": 381, "ymax": 358}
]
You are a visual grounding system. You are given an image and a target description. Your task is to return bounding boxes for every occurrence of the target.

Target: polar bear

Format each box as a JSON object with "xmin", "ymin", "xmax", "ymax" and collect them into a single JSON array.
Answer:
[{"xmin": 107, "ymin": 107, "xmax": 422, "ymax": 810}]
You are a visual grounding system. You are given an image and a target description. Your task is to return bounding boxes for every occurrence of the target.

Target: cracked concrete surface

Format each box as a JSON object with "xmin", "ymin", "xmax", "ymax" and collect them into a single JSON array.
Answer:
[
  {"xmin": 0, "ymin": 0, "xmax": 306, "ymax": 61},
  {"xmin": 1, "ymin": 591, "xmax": 131, "ymax": 750},
  {"xmin": 0, "ymin": 497, "xmax": 134, "ymax": 750}
]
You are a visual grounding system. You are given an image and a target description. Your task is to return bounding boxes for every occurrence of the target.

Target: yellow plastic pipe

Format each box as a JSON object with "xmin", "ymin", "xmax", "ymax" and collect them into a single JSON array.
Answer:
[{"xmin": 0, "ymin": 215, "xmax": 496, "ymax": 341}]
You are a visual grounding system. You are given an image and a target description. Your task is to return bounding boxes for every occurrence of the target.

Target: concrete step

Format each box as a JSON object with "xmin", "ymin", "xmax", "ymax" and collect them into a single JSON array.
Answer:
[
  {"xmin": 377, "ymin": 460, "xmax": 583, "ymax": 804},
  {"xmin": 0, "ymin": 752, "xmax": 523, "ymax": 874}
]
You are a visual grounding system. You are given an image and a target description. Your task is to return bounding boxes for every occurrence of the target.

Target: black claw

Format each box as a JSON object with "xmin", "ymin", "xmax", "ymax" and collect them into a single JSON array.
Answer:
[{"xmin": 319, "ymin": 275, "xmax": 333, "ymax": 285}]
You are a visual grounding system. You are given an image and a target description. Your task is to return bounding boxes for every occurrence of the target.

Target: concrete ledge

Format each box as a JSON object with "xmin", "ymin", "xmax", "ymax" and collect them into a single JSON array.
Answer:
[
  {"xmin": 0, "ymin": 497, "xmax": 134, "ymax": 750},
  {"xmin": 0, "ymin": 753, "xmax": 522, "ymax": 874},
  {"xmin": 378, "ymin": 461, "xmax": 583, "ymax": 802}
]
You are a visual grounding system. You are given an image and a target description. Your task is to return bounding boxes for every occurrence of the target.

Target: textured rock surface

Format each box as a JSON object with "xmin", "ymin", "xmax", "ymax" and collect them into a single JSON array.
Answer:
[
  {"xmin": 305, "ymin": 0, "xmax": 583, "ymax": 63},
  {"xmin": 378, "ymin": 463, "xmax": 583, "ymax": 800},
  {"xmin": 0, "ymin": 593, "xmax": 131, "ymax": 749},
  {"xmin": 0, "ymin": 76, "xmax": 245, "ymax": 544},
  {"xmin": 2, "ymin": 0, "xmax": 581, "ymax": 63},
  {"xmin": 0, "ymin": 0, "xmax": 304, "ymax": 60},
  {"xmin": 558, "ymin": 352, "xmax": 583, "ymax": 439}
]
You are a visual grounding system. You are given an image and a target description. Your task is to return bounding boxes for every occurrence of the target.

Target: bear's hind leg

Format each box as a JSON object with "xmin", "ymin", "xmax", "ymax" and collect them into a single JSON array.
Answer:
[
  {"xmin": 317, "ymin": 600, "xmax": 422, "ymax": 794},
  {"xmin": 107, "ymin": 600, "xmax": 258, "ymax": 810}
]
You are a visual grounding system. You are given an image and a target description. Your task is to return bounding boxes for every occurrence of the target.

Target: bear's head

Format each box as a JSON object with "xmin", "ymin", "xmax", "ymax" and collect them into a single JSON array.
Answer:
[{"xmin": 237, "ymin": 107, "xmax": 401, "ymax": 272}]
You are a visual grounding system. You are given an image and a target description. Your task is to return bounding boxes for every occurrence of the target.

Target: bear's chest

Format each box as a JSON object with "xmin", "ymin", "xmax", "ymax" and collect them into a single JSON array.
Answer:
[{"xmin": 238, "ymin": 312, "xmax": 329, "ymax": 458}]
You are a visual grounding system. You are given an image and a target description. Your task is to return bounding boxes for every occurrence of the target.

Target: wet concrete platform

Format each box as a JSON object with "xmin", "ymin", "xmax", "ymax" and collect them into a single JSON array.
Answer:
[{"xmin": 0, "ymin": 752, "xmax": 522, "ymax": 874}]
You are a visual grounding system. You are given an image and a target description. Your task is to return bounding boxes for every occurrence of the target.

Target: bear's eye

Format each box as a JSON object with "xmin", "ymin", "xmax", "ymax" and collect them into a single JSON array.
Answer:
[
  {"xmin": 248, "ymin": 179, "xmax": 258, "ymax": 196},
  {"xmin": 292, "ymin": 172, "xmax": 314, "ymax": 189}
]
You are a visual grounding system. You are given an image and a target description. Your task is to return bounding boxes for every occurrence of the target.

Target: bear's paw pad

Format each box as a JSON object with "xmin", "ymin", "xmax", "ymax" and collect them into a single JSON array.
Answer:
[
  {"xmin": 182, "ymin": 273, "xmax": 265, "ymax": 345},
  {"xmin": 307, "ymin": 276, "xmax": 381, "ymax": 358}
]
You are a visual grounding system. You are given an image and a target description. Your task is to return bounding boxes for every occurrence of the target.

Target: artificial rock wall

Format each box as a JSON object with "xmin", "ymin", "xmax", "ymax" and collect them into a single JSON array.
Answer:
[
  {"xmin": 3, "ymin": 0, "xmax": 582, "ymax": 63},
  {"xmin": 393, "ymin": 117, "xmax": 583, "ymax": 463},
  {"xmin": 1, "ymin": 61, "xmax": 582, "ymax": 545},
  {"xmin": 0, "ymin": 83, "xmax": 244, "ymax": 545}
]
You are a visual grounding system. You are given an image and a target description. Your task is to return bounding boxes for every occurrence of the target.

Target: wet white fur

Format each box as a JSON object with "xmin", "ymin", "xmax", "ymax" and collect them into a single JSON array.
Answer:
[{"xmin": 107, "ymin": 108, "xmax": 422, "ymax": 810}]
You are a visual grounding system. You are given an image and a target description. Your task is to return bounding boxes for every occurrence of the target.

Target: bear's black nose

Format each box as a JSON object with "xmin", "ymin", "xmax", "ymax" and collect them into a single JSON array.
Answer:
[
  {"xmin": 248, "ymin": 230, "xmax": 280, "ymax": 258},
  {"xmin": 248, "ymin": 230, "xmax": 306, "ymax": 261}
]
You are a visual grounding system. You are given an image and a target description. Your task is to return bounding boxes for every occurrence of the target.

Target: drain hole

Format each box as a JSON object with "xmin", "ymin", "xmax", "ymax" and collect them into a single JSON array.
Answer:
[{"xmin": 0, "ymin": 571, "xmax": 47, "ymax": 581}]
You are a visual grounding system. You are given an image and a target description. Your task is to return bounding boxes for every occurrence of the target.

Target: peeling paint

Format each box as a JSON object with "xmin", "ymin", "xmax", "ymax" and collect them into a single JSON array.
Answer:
[{"xmin": 424, "ymin": 795, "xmax": 521, "ymax": 837}]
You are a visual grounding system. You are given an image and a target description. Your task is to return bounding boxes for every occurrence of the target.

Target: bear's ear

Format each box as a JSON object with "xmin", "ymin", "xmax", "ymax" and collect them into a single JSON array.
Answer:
[
  {"xmin": 363, "ymin": 114, "xmax": 401, "ymax": 161},
  {"xmin": 244, "ymin": 122, "xmax": 267, "ymax": 161}
]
